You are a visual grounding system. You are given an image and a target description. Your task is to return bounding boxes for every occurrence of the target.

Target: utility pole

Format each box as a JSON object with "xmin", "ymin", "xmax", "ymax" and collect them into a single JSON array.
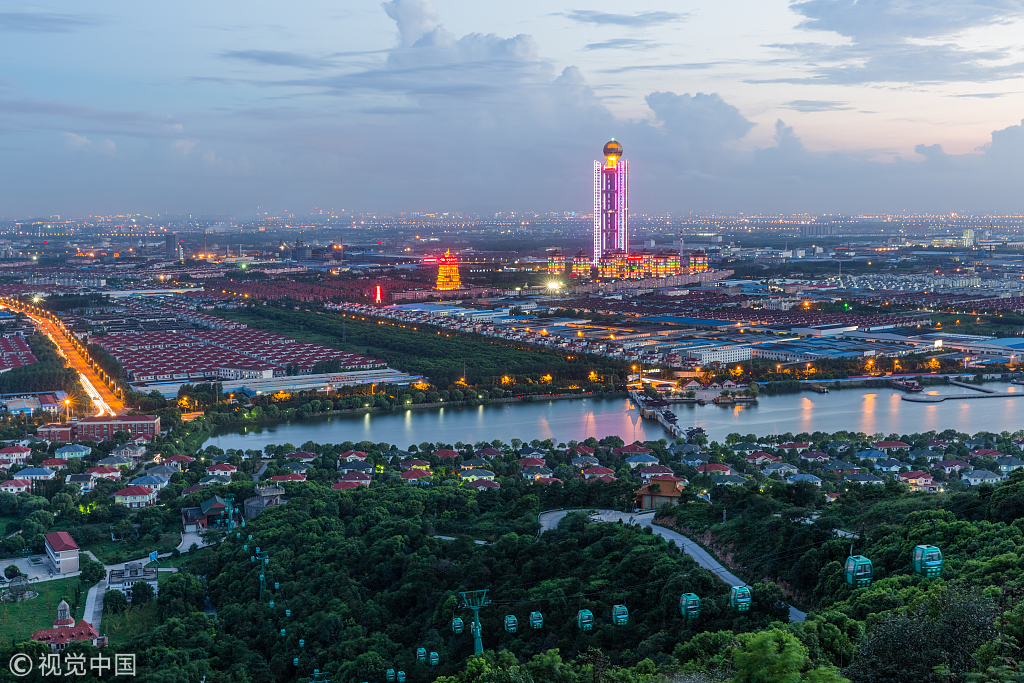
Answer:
[{"xmin": 458, "ymin": 589, "xmax": 490, "ymax": 655}]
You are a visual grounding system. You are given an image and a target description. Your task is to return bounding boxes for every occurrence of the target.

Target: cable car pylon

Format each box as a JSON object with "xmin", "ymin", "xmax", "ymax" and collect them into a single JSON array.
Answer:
[{"xmin": 458, "ymin": 589, "xmax": 490, "ymax": 655}]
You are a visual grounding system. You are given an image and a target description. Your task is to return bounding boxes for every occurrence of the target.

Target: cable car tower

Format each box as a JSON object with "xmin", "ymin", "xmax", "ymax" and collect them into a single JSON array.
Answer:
[
  {"xmin": 251, "ymin": 548, "xmax": 271, "ymax": 599},
  {"xmin": 458, "ymin": 589, "xmax": 490, "ymax": 654}
]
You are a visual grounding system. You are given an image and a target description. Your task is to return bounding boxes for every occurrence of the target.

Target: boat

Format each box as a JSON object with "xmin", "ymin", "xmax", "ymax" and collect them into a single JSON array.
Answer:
[
  {"xmin": 891, "ymin": 379, "xmax": 923, "ymax": 392},
  {"xmin": 809, "ymin": 384, "xmax": 829, "ymax": 394},
  {"xmin": 1012, "ymin": 378, "xmax": 1024, "ymax": 385}
]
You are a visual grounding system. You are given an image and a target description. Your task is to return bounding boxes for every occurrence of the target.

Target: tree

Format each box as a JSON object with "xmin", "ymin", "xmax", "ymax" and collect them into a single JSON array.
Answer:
[
  {"xmin": 104, "ymin": 589, "xmax": 128, "ymax": 614},
  {"xmin": 158, "ymin": 572, "xmax": 206, "ymax": 619},
  {"xmin": 79, "ymin": 558, "xmax": 106, "ymax": 584},
  {"xmin": 131, "ymin": 580, "xmax": 154, "ymax": 604},
  {"xmin": 733, "ymin": 629, "xmax": 850, "ymax": 683},
  {"xmin": 4, "ymin": 565, "xmax": 19, "ymax": 579}
]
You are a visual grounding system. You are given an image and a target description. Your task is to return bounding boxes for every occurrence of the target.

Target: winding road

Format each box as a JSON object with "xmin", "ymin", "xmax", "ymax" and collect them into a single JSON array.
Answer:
[{"xmin": 538, "ymin": 509, "xmax": 806, "ymax": 623}]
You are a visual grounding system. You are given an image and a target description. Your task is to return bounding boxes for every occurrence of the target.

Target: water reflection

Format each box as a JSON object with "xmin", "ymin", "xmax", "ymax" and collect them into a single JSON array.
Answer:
[{"xmin": 205, "ymin": 384, "xmax": 1024, "ymax": 451}]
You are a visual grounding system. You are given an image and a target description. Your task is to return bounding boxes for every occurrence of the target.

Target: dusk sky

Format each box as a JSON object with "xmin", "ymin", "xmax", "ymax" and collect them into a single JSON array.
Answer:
[{"xmin": 3, "ymin": 0, "xmax": 1024, "ymax": 217}]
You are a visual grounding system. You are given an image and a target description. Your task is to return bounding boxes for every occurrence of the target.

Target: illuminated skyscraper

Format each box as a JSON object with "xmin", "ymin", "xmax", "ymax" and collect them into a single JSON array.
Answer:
[
  {"xmin": 435, "ymin": 250, "xmax": 461, "ymax": 290},
  {"xmin": 593, "ymin": 139, "xmax": 628, "ymax": 265}
]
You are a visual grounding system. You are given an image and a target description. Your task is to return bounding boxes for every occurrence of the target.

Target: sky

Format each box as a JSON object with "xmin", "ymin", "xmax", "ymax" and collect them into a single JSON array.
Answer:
[{"xmin": 2, "ymin": 0, "xmax": 1024, "ymax": 217}]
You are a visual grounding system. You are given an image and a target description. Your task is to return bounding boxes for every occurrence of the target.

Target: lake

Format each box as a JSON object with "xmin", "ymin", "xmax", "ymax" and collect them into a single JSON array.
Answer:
[{"xmin": 204, "ymin": 381, "xmax": 1024, "ymax": 450}]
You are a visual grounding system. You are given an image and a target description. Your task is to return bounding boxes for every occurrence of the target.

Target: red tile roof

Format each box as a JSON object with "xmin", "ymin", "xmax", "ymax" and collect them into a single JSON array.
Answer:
[
  {"xmin": 115, "ymin": 485, "xmax": 154, "ymax": 497},
  {"xmin": 44, "ymin": 531, "xmax": 78, "ymax": 552},
  {"xmin": 400, "ymin": 469, "xmax": 432, "ymax": 479},
  {"xmin": 32, "ymin": 619, "xmax": 98, "ymax": 647}
]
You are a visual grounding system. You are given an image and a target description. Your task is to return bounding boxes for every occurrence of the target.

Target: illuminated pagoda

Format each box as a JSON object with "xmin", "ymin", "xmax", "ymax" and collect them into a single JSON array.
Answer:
[
  {"xmin": 435, "ymin": 250, "xmax": 462, "ymax": 290},
  {"xmin": 570, "ymin": 249, "xmax": 591, "ymax": 277},
  {"xmin": 547, "ymin": 249, "xmax": 566, "ymax": 275},
  {"xmin": 593, "ymin": 139, "xmax": 629, "ymax": 265}
]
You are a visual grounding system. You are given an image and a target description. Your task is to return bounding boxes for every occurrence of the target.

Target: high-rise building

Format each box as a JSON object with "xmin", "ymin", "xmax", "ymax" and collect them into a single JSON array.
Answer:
[
  {"xmin": 435, "ymin": 250, "xmax": 461, "ymax": 290},
  {"xmin": 165, "ymin": 232, "xmax": 179, "ymax": 260},
  {"xmin": 593, "ymin": 139, "xmax": 629, "ymax": 265}
]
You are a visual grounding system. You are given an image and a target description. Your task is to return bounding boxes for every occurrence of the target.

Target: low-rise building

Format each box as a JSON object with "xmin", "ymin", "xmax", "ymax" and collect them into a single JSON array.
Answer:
[
  {"xmin": 787, "ymin": 473, "xmax": 822, "ymax": 487},
  {"xmin": 0, "ymin": 478, "xmax": 31, "ymax": 493},
  {"xmin": 43, "ymin": 531, "xmax": 79, "ymax": 575},
  {"xmin": 962, "ymin": 470, "xmax": 1005, "ymax": 486},
  {"xmin": 31, "ymin": 600, "xmax": 102, "ymax": 651},
  {"xmin": 113, "ymin": 485, "xmax": 157, "ymax": 508},
  {"xmin": 14, "ymin": 467, "xmax": 55, "ymax": 481},
  {"xmin": 845, "ymin": 473, "xmax": 885, "ymax": 485},
  {"xmin": 107, "ymin": 562, "xmax": 159, "ymax": 602}
]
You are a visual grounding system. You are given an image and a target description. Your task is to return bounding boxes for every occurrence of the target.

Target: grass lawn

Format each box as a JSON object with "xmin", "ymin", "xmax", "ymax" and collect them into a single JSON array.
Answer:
[
  {"xmin": 88, "ymin": 531, "xmax": 182, "ymax": 565},
  {"xmin": 0, "ymin": 577, "xmax": 90, "ymax": 646},
  {"xmin": 102, "ymin": 601, "xmax": 158, "ymax": 649}
]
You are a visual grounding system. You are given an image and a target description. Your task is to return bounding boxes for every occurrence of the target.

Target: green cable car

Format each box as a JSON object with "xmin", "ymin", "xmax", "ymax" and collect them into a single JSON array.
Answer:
[
  {"xmin": 577, "ymin": 609, "xmax": 594, "ymax": 631},
  {"xmin": 386, "ymin": 670, "xmax": 396, "ymax": 683},
  {"xmin": 530, "ymin": 611, "xmax": 543, "ymax": 629},
  {"xmin": 504, "ymin": 615, "xmax": 519, "ymax": 633},
  {"xmin": 913, "ymin": 545, "xmax": 943, "ymax": 577},
  {"xmin": 612, "ymin": 605, "xmax": 629, "ymax": 626},
  {"xmin": 397, "ymin": 672, "xmax": 406, "ymax": 683},
  {"xmin": 730, "ymin": 586, "xmax": 752, "ymax": 612},
  {"xmin": 451, "ymin": 617, "xmax": 464, "ymax": 634},
  {"xmin": 679, "ymin": 593, "xmax": 701, "ymax": 619},
  {"xmin": 417, "ymin": 648, "xmax": 426, "ymax": 663},
  {"xmin": 429, "ymin": 652, "xmax": 439, "ymax": 666},
  {"xmin": 844, "ymin": 555, "xmax": 873, "ymax": 588}
]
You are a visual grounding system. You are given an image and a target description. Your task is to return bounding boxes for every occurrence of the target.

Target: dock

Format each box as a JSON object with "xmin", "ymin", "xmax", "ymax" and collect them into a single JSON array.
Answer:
[{"xmin": 902, "ymin": 382, "xmax": 1023, "ymax": 403}]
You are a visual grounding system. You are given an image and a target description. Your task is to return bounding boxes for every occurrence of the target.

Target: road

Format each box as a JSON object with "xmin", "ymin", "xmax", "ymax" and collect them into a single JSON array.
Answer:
[
  {"xmin": 0, "ymin": 300, "xmax": 123, "ymax": 415},
  {"xmin": 538, "ymin": 509, "xmax": 806, "ymax": 623}
]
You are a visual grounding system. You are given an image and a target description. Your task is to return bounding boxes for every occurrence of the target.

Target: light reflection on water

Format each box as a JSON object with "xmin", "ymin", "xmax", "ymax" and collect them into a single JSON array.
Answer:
[{"xmin": 206, "ymin": 384, "xmax": 1024, "ymax": 451}]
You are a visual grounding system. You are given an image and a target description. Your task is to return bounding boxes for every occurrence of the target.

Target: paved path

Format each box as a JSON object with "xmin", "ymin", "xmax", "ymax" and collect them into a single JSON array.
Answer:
[{"xmin": 538, "ymin": 509, "xmax": 806, "ymax": 623}]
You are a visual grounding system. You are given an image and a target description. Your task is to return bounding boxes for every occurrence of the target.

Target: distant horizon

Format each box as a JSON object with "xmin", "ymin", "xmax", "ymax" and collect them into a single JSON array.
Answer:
[{"xmin": 3, "ymin": 0, "xmax": 1024, "ymax": 215}]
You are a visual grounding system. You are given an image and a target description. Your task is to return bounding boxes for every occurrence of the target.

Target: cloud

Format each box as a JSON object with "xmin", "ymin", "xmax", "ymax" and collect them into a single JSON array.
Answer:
[
  {"xmin": 782, "ymin": 99, "xmax": 853, "ymax": 112},
  {"xmin": 600, "ymin": 62, "xmax": 727, "ymax": 74},
  {"xmin": 554, "ymin": 10, "xmax": 688, "ymax": 27},
  {"xmin": 64, "ymin": 132, "xmax": 115, "ymax": 155},
  {"xmin": 645, "ymin": 91, "xmax": 754, "ymax": 149},
  {"xmin": 382, "ymin": 0, "xmax": 442, "ymax": 48},
  {"xmin": 952, "ymin": 92, "xmax": 1013, "ymax": 98},
  {"xmin": 220, "ymin": 50, "xmax": 333, "ymax": 69},
  {"xmin": 769, "ymin": 0, "xmax": 1024, "ymax": 84},
  {"xmin": 173, "ymin": 139, "xmax": 199, "ymax": 155},
  {"xmin": 584, "ymin": 39, "xmax": 663, "ymax": 51},
  {"xmin": 0, "ymin": 12, "xmax": 101, "ymax": 33}
]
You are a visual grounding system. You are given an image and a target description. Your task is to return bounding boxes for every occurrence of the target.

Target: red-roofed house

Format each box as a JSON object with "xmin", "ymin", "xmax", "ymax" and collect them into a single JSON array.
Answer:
[
  {"xmin": 587, "ymin": 474, "xmax": 618, "ymax": 483},
  {"xmin": 639, "ymin": 465, "xmax": 674, "ymax": 482},
  {"xmin": 0, "ymin": 479, "xmax": 31, "ymax": 493},
  {"xmin": 44, "ymin": 531, "xmax": 79, "ymax": 574},
  {"xmin": 581, "ymin": 466, "xmax": 615, "ymax": 479},
  {"xmin": 697, "ymin": 464, "xmax": 734, "ymax": 476},
  {"xmin": 635, "ymin": 480, "xmax": 686, "ymax": 510},
  {"xmin": 332, "ymin": 481, "xmax": 363, "ymax": 490},
  {"xmin": 339, "ymin": 450, "xmax": 368, "ymax": 462},
  {"xmin": 933, "ymin": 459, "xmax": 970, "ymax": 474},
  {"xmin": 269, "ymin": 473, "xmax": 307, "ymax": 482},
  {"xmin": 898, "ymin": 470, "xmax": 939, "ymax": 492},
  {"xmin": 400, "ymin": 469, "xmax": 432, "ymax": 485},
  {"xmin": 338, "ymin": 472, "xmax": 372, "ymax": 483},
  {"xmin": 31, "ymin": 601, "xmax": 102, "ymax": 651},
  {"xmin": 41, "ymin": 458, "xmax": 68, "ymax": 470},
  {"xmin": 401, "ymin": 459, "xmax": 430, "ymax": 471},
  {"xmin": 971, "ymin": 448, "xmax": 1003, "ymax": 459},
  {"xmin": 166, "ymin": 454, "xmax": 195, "ymax": 465},
  {"xmin": 746, "ymin": 452, "xmax": 781, "ymax": 466},
  {"xmin": 613, "ymin": 444, "xmax": 654, "ymax": 456},
  {"xmin": 206, "ymin": 463, "xmax": 238, "ymax": 476},
  {"xmin": 800, "ymin": 451, "xmax": 831, "ymax": 462},
  {"xmin": 536, "ymin": 477, "xmax": 564, "ymax": 485},
  {"xmin": 825, "ymin": 493, "xmax": 841, "ymax": 502},
  {"xmin": 114, "ymin": 485, "xmax": 156, "ymax": 508},
  {"xmin": 0, "ymin": 446, "xmax": 30, "ymax": 464},
  {"xmin": 434, "ymin": 449, "xmax": 460, "ymax": 460},
  {"xmin": 86, "ymin": 466, "xmax": 122, "ymax": 481},
  {"xmin": 288, "ymin": 451, "xmax": 318, "ymax": 463},
  {"xmin": 872, "ymin": 441, "xmax": 910, "ymax": 451},
  {"xmin": 926, "ymin": 439, "xmax": 950, "ymax": 449},
  {"xmin": 566, "ymin": 445, "xmax": 595, "ymax": 456},
  {"xmin": 776, "ymin": 443, "xmax": 810, "ymax": 452},
  {"xmin": 475, "ymin": 447, "xmax": 503, "ymax": 458},
  {"xmin": 519, "ymin": 457, "xmax": 546, "ymax": 468}
]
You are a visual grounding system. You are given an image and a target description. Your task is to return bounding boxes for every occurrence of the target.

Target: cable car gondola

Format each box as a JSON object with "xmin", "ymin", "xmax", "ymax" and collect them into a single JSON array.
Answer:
[
  {"xmin": 530, "ymin": 611, "xmax": 543, "ymax": 629},
  {"xmin": 577, "ymin": 609, "xmax": 594, "ymax": 631},
  {"xmin": 679, "ymin": 593, "xmax": 701, "ymax": 619},
  {"xmin": 729, "ymin": 586, "xmax": 751, "ymax": 612},
  {"xmin": 504, "ymin": 614, "xmax": 519, "ymax": 633},
  {"xmin": 397, "ymin": 672, "xmax": 406, "ymax": 683},
  {"xmin": 386, "ymin": 670, "xmax": 396, "ymax": 683},
  {"xmin": 913, "ymin": 545, "xmax": 943, "ymax": 577},
  {"xmin": 844, "ymin": 555, "xmax": 873, "ymax": 587},
  {"xmin": 416, "ymin": 648, "xmax": 426, "ymax": 663},
  {"xmin": 612, "ymin": 605, "xmax": 629, "ymax": 626},
  {"xmin": 429, "ymin": 652, "xmax": 439, "ymax": 666},
  {"xmin": 451, "ymin": 617, "xmax": 464, "ymax": 634}
]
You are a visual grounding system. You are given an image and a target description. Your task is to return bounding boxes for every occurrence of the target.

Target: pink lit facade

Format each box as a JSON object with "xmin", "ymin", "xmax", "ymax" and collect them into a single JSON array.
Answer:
[{"xmin": 592, "ymin": 154, "xmax": 628, "ymax": 265}]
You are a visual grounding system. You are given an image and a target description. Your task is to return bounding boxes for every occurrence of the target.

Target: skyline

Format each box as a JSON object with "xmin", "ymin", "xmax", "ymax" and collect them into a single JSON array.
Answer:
[{"xmin": 3, "ymin": 0, "xmax": 1024, "ymax": 216}]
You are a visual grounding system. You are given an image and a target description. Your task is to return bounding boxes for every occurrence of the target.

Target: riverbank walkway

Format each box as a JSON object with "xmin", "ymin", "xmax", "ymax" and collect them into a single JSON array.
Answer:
[
  {"xmin": 538, "ymin": 509, "xmax": 806, "ymax": 623},
  {"xmin": 903, "ymin": 380, "xmax": 1024, "ymax": 402}
]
